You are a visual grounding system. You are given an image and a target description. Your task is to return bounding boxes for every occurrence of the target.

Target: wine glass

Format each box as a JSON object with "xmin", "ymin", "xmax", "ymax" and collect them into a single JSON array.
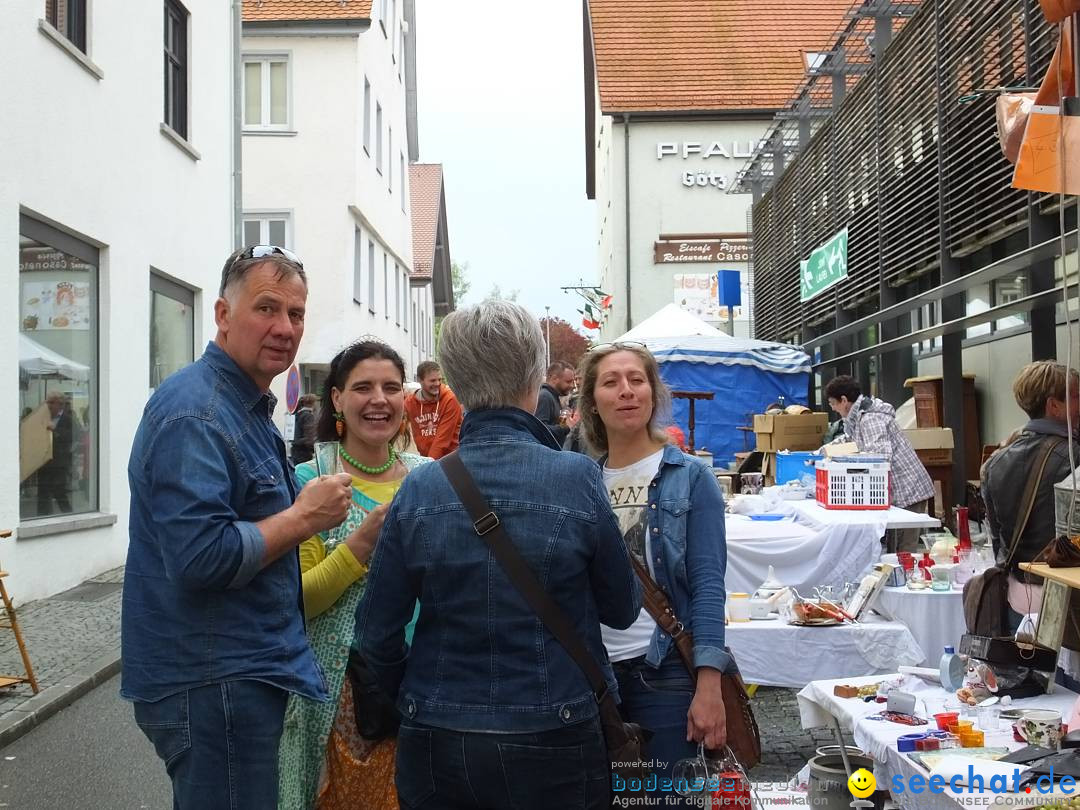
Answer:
[
  {"xmin": 672, "ymin": 743, "xmax": 713, "ymax": 796},
  {"xmin": 313, "ymin": 441, "xmax": 344, "ymax": 476}
]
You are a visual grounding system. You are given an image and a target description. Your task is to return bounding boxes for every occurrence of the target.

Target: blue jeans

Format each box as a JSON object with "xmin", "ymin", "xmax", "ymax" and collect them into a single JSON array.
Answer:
[
  {"xmin": 614, "ymin": 653, "xmax": 697, "ymax": 806},
  {"xmin": 394, "ymin": 716, "xmax": 610, "ymax": 809},
  {"xmin": 133, "ymin": 680, "xmax": 287, "ymax": 810}
]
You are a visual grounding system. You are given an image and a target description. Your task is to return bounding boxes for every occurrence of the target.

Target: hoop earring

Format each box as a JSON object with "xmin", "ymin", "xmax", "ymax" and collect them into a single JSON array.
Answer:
[{"xmin": 334, "ymin": 411, "xmax": 345, "ymax": 438}]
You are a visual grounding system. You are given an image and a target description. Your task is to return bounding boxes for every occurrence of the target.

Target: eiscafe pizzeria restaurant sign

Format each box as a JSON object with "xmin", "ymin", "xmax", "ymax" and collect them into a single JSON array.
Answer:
[{"xmin": 654, "ymin": 238, "xmax": 750, "ymax": 264}]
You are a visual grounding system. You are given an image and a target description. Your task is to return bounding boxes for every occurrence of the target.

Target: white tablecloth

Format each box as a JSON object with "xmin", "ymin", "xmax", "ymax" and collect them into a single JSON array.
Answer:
[
  {"xmin": 787, "ymin": 500, "xmax": 941, "ymax": 530},
  {"xmin": 725, "ymin": 514, "xmax": 884, "ymax": 595},
  {"xmin": 876, "ymin": 587, "xmax": 967, "ymax": 666},
  {"xmin": 725, "ymin": 615, "xmax": 925, "ymax": 687},
  {"xmin": 798, "ymin": 674, "xmax": 1080, "ymax": 810}
]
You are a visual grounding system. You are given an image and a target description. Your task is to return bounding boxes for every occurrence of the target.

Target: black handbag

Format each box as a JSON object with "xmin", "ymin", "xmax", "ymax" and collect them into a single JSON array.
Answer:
[
  {"xmin": 346, "ymin": 648, "xmax": 400, "ymax": 742},
  {"xmin": 438, "ymin": 452, "xmax": 650, "ymax": 784}
]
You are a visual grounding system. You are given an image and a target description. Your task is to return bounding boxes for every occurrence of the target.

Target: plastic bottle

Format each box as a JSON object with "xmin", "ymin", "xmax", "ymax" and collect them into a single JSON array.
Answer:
[{"xmin": 940, "ymin": 646, "xmax": 965, "ymax": 691}]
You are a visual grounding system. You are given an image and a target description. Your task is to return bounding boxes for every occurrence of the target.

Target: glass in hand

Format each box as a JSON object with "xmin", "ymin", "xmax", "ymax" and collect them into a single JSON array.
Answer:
[{"xmin": 313, "ymin": 441, "xmax": 344, "ymax": 476}]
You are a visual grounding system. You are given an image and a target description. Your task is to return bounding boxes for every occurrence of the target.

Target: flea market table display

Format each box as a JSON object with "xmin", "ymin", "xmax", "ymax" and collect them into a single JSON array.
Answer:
[
  {"xmin": 876, "ymin": 586, "xmax": 967, "ymax": 666},
  {"xmin": 798, "ymin": 671, "xmax": 1080, "ymax": 810}
]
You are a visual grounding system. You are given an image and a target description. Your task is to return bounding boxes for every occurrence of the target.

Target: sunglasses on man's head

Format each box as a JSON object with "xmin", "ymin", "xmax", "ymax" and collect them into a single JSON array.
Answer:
[
  {"xmin": 236, "ymin": 245, "xmax": 304, "ymax": 269},
  {"xmin": 587, "ymin": 340, "xmax": 647, "ymax": 353}
]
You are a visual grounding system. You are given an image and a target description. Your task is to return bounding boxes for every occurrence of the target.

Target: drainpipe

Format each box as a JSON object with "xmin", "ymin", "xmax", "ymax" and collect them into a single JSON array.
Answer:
[
  {"xmin": 232, "ymin": 0, "xmax": 243, "ymax": 248},
  {"xmin": 623, "ymin": 113, "xmax": 632, "ymax": 332}
]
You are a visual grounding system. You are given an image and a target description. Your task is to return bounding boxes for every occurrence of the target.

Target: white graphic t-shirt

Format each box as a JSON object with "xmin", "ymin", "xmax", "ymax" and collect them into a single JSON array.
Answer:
[{"xmin": 601, "ymin": 448, "xmax": 665, "ymax": 662}]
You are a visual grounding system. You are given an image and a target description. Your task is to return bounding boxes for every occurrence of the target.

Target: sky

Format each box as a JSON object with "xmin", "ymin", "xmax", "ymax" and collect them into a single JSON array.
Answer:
[{"xmin": 414, "ymin": 0, "xmax": 596, "ymax": 326}]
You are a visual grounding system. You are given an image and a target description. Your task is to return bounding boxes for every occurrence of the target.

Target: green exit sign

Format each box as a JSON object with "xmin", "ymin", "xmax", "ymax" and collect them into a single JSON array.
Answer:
[{"xmin": 800, "ymin": 227, "xmax": 848, "ymax": 302}]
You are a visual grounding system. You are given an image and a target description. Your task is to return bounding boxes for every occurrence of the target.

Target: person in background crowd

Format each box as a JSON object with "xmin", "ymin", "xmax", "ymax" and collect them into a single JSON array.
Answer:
[
  {"xmin": 579, "ymin": 342, "xmax": 729, "ymax": 805},
  {"xmin": 982, "ymin": 361, "xmax": 1080, "ymax": 631},
  {"xmin": 278, "ymin": 340, "xmax": 430, "ymax": 810},
  {"xmin": 291, "ymin": 393, "xmax": 318, "ymax": 465},
  {"xmin": 357, "ymin": 301, "xmax": 640, "ymax": 810},
  {"xmin": 402, "ymin": 361, "xmax": 463, "ymax": 459},
  {"xmin": 122, "ymin": 246, "xmax": 353, "ymax": 810},
  {"xmin": 824, "ymin": 375, "xmax": 934, "ymax": 551},
  {"xmin": 535, "ymin": 361, "xmax": 576, "ymax": 444},
  {"xmin": 37, "ymin": 390, "xmax": 75, "ymax": 514}
]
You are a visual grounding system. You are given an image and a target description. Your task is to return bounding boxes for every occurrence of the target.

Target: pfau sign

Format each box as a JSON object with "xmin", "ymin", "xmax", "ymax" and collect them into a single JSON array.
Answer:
[
  {"xmin": 800, "ymin": 228, "xmax": 848, "ymax": 302},
  {"xmin": 656, "ymin": 141, "xmax": 757, "ymax": 192}
]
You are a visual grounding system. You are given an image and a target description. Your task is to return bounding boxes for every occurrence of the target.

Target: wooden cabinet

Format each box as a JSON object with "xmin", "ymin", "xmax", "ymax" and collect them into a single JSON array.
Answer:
[{"xmin": 904, "ymin": 374, "xmax": 981, "ymax": 482}]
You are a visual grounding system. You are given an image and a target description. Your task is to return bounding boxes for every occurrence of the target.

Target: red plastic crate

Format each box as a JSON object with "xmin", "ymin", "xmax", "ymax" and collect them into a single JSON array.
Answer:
[{"xmin": 815, "ymin": 458, "xmax": 890, "ymax": 510}]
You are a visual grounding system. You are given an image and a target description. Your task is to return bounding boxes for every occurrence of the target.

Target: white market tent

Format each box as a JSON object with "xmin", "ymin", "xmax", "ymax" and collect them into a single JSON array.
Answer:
[
  {"xmin": 19, "ymin": 333, "xmax": 90, "ymax": 382},
  {"xmin": 614, "ymin": 305, "xmax": 812, "ymax": 464}
]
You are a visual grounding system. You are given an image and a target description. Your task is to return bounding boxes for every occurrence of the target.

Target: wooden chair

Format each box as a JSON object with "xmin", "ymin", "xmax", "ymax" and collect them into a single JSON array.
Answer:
[{"xmin": 0, "ymin": 531, "xmax": 39, "ymax": 693}]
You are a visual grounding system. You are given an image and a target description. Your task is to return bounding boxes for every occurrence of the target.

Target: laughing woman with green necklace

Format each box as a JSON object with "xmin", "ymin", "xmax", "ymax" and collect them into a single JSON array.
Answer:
[{"xmin": 278, "ymin": 340, "xmax": 429, "ymax": 810}]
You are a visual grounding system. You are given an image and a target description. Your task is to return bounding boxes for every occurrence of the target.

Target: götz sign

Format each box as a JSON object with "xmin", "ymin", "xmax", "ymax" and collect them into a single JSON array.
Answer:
[{"xmin": 654, "ymin": 238, "xmax": 750, "ymax": 264}]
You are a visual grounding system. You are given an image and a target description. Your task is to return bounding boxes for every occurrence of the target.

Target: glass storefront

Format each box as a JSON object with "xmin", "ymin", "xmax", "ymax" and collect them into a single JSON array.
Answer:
[{"xmin": 18, "ymin": 219, "xmax": 98, "ymax": 520}]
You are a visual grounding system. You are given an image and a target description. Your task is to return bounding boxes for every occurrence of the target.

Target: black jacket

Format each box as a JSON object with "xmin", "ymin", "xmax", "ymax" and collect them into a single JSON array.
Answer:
[{"xmin": 534, "ymin": 383, "xmax": 569, "ymax": 444}]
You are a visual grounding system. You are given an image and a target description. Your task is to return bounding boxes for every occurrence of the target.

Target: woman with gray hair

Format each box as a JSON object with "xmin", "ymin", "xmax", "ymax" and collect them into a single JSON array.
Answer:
[{"xmin": 356, "ymin": 301, "xmax": 641, "ymax": 809}]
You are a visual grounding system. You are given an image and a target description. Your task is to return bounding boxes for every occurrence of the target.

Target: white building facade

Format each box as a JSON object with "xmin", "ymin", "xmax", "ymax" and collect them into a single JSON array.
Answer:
[
  {"xmin": 242, "ymin": 0, "xmax": 437, "ymax": 402},
  {"xmin": 1, "ymin": 0, "xmax": 235, "ymax": 599}
]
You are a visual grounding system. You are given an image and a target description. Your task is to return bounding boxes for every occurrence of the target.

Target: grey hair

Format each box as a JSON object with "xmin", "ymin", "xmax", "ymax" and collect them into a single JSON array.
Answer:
[
  {"xmin": 439, "ymin": 301, "xmax": 545, "ymax": 411},
  {"xmin": 219, "ymin": 248, "xmax": 307, "ymax": 299}
]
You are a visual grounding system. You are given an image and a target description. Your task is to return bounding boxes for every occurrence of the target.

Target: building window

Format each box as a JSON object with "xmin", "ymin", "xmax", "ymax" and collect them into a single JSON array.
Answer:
[
  {"xmin": 150, "ymin": 273, "xmax": 195, "ymax": 390},
  {"xmin": 399, "ymin": 30, "xmax": 405, "ymax": 82},
  {"xmin": 362, "ymin": 77, "xmax": 371, "ymax": 154},
  {"xmin": 353, "ymin": 230, "xmax": 363, "ymax": 306},
  {"xmin": 375, "ymin": 103, "xmax": 383, "ymax": 174},
  {"xmin": 45, "ymin": 0, "xmax": 87, "ymax": 52},
  {"xmin": 383, "ymin": 255, "xmax": 389, "ymax": 318},
  {"xmin": 412, "ymin": 302, "xmax": 418, "ymax": 345},
  {"xmin": 388, "ymin": 128, "xmax": 394, "ymax": 191},
  {"xmin": 379, "ymin": 0, "xmax": 388, "ymax": 35},
  {"xmin": 368, "ymin": 240, "xmax": 376, "ymax": 313},
  {"xmin": 243, "ymin": 55, "xmax": 290, "ymax": 130},
  {"xmin": 390, "ymin": 0, "xmax": 397, "ymax": 56},
  {"xmin": 400, "ymin": 152, "xmax": 406, "ymax": 212},
  {"xmin": 163, "ymin": 0, "xmax": 189, "ymax": 139},
  {"xmin": 18, "ymin": 216, "xmax": 99, "ymax": 520},
  {"xmin": 992, "ymin": 274, "xmax": 1029, "ymax": 332},
  {"xmin": 394, "ymin": 264, "xmax": 401, "ymax": 325},
  {"xmin": 242, "ymin": 212, "xmax": 291, "ymax": 248}
]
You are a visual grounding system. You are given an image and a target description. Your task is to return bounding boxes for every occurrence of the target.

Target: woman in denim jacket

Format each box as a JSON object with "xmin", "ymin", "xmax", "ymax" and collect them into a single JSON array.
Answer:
[
  {"xmin": 578, "ymin": 341, "xmax": 730, "ymax": 798},
  {"xmin": 356, "ymin": 301, "xmax": 641, "ymax": 810}
]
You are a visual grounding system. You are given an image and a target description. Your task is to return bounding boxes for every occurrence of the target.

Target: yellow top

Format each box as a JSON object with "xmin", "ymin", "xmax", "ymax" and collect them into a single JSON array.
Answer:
[{"xmin": 299, "ymin": 476, "xmax": 403, "ymax": 620}]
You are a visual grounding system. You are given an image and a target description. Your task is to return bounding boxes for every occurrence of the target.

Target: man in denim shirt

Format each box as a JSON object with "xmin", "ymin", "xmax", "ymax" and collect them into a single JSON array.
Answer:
[{"xmin": 122, "ymin": 247, "xmax": 353, "ymax": 810}]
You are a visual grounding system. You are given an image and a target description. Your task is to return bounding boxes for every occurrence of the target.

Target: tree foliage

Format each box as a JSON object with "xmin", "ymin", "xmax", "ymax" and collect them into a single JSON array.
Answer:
[
  {"xmin": 482, "ymin": 283, "xmax": 520, "ymax": 302},
  {"xmin": 540, "ymin": 317, "xmax": 590, "ymax": 369}
]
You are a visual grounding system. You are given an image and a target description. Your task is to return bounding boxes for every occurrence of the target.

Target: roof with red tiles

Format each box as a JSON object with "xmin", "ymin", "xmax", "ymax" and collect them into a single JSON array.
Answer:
[
  {"xmin": 409, "ymin": 164, "xmax": 444, "ymax": 278},
  {"xmin": 242, "ymin": 0, "xmax": 372, "ymax": 23},
  {"xmin": 588, "ymin": 0, "xmax": 855, "ymax": 112}
]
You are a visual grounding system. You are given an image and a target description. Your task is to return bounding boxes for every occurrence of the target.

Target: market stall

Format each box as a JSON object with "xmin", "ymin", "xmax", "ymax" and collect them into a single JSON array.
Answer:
[{"xmin": 798, "ymin": 674, "xmax": 1080, "ymax": 810}]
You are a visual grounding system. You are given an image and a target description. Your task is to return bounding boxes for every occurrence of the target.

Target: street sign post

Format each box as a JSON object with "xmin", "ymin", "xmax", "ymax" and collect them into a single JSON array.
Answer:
[
  {"xmin": 800, "ymin": 227, "xmax": 848, "ymax": 302},
  {"xmin": 285, "ymin": 364, "xmax": 300, "ymax": 414}
]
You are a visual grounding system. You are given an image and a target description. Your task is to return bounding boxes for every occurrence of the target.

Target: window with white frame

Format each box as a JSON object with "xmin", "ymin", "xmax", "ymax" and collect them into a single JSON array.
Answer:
[
  {"xmin": 383, "ymin": 254, "xmax": 389, "ymax": 317},
  {"xmin": 353, "ymin": 230, "xmax": 363, "ymax": 306},
  {"xmin": 400, "ymin": 152, "xmax": 406, "ymax": 211},
  {"xmin": 243, "ymin": 54, "xmax": 290, "ymax": 130},
  {"xmin": 395, "ymin": 264, "xmax": 401, "ymax": 325},
  {"xmin": 388, "ymin": 128, "xmax": 394, "ymax": 190},
  {"xmin": 379, "ymin": 0, "xmax": 388, "ymax": 35},
  {"xmin": 164, "ymin": 0, "xmax": 189, "ymax": 138},
  {"xmin": 368, "ymin": 240, "xmax": 376, "ymax": 313},
  {"xmin": 375, "ymin": 103, "xmax": 383, "ymax": 173},
  {"xmin": 362, "ymin": 77, "xmax": 371, "ymax": 153},
  {"xmin": 412, "ymin": 302, "xmax": 417, "ymax": 345},
  {"xmin": 242, "ymin": 213, "xmax": 291, "ymax": 248},
  {"xmin": 399, "ymin": 29, "xmax": 405, "ymax": 82},
  {"xmin": 390, "ymin": 0, "xmax": 397, "ymax": 58}
]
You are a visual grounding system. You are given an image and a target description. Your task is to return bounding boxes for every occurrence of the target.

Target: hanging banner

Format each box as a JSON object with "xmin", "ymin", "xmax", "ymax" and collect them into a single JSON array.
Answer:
[{"xmin": 800, "ymin": 228, "xmax": 848, "ymax": 302}]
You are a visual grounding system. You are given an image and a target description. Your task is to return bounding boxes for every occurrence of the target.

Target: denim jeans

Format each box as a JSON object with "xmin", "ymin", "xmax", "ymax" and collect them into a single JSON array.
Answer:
[
  {"xmin": 394, "ymin": 716, "xmax": 609, "ymax": 809},
  {"xmin": 613, "ymin": 653, "xmax": 698, "ymax": 807},
  {"xmin": 133, "ymin": 679, "xmax": 287, "ymax": 810}
]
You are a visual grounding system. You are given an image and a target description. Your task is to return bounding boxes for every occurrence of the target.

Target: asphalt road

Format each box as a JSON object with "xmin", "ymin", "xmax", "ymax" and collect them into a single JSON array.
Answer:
[{"xmin": 0, "ymin": 675, "xmax": 171, "ymax": 809}]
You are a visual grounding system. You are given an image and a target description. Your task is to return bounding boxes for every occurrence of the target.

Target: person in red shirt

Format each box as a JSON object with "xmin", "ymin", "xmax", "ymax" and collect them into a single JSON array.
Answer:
[{"xmin": 403, "ymin": 361, "xmax": 463, "ymax": 459}]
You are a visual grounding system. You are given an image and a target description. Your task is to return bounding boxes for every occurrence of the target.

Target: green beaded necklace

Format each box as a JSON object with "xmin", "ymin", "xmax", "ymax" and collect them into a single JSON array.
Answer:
[{"xmin": 339, "ymin": 445, "xmax": 397, "ymax": 475}]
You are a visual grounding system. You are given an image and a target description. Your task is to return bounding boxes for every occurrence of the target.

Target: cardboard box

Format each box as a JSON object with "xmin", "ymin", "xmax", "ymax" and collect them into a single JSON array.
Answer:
[
  {"xmin": 904, "ymin": 427, "xmax": 954, "ymax": 450},
  {"xmin": 915, "ymin": 448, "xmax": 953, "ymax": 466},
  {"xmin": 753, "ymin": 412, "xmax": 828, "ymax": 452}
]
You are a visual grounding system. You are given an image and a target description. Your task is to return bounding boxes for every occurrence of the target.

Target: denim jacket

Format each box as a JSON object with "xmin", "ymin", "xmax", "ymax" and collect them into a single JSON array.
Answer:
[
  {"xmin": 121, "ymin": 342, "xmax": 327, "ymax": 704},
  {"xmin": 602, "ymin": 444, "xmax": 732, "ymax": 673},
  {"xmin": 355, "ymin": 407, "xmax": 641, "ymax": 733}
]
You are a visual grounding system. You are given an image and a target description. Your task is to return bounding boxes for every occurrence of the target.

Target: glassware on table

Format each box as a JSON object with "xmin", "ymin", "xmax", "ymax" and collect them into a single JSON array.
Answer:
[
  {"xmin": 931, "ymin": 566, "xmax": 953, "ymax": 591},
  {"xmin": 906, "ymin": 565, "xmax": 931, "ymax": 590},
  {"xmin": 313, "ymin": 441, "xmax": 344, "ymax": 476},
  {"xmin": 977, "ymin": 702, "xmax": 1001, "ymax": 731}
]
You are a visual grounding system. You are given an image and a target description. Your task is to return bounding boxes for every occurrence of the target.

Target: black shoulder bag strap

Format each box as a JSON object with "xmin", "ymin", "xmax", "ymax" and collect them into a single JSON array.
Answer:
[{"xmin": 437, "ymin": 451, "xmax": 631, "ymax": 744}]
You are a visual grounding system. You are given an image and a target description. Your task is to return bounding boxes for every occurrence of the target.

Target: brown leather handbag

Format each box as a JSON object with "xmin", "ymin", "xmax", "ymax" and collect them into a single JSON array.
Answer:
[{"xmin": 628, "ymin": 554, "xmax": 762, "ymax": 769}]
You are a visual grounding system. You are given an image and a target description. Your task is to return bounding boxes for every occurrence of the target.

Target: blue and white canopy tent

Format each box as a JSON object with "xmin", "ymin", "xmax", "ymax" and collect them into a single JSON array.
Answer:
[{"xmin": 616, "ymin": 305, "xmax": 812, "ymax": 467}]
